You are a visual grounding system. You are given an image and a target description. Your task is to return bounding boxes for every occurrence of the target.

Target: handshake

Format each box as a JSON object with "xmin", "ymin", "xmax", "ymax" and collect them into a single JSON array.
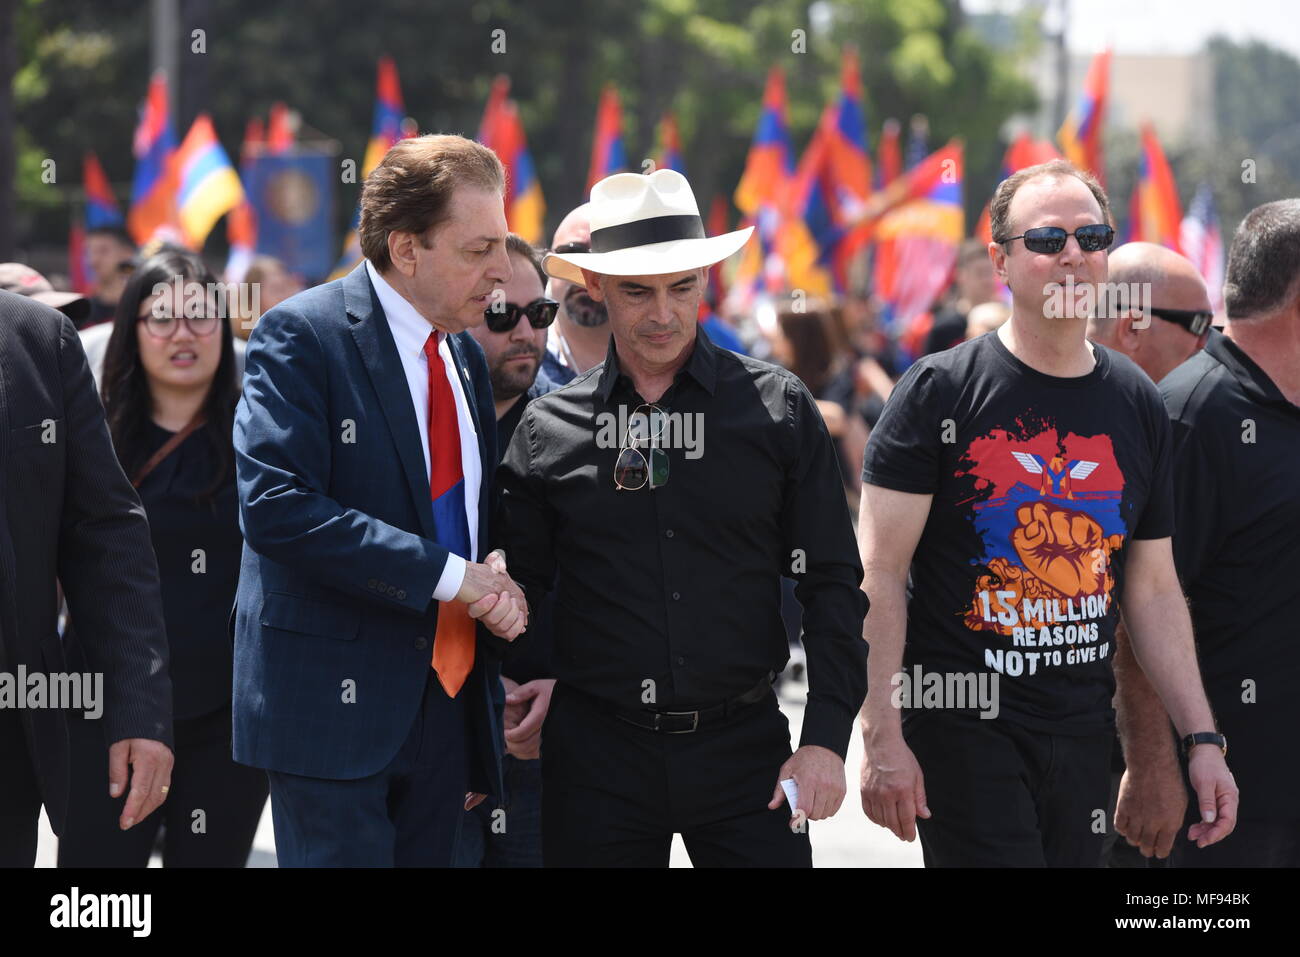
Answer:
[{"xmin": 454, "ymin": 548, "xmax": 528, "ymax": 640}]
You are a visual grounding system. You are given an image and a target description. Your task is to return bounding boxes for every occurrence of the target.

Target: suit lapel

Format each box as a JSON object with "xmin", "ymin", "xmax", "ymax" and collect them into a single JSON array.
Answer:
[{"xmin": 344, "ymin": 265, "xmax": 439, "ymax": 543}]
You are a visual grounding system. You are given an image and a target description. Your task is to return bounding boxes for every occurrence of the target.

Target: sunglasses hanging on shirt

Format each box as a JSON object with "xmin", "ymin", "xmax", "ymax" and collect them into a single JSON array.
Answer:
[{"xmin": 614, "ymin": 404, "xmax": 670, "ymax": 491}]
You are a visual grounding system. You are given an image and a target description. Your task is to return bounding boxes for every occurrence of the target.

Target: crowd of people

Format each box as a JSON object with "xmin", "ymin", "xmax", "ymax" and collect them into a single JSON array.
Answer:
[{"xmin": 0, "ymin": 134, "xmax": 1296, "ymax": 869}]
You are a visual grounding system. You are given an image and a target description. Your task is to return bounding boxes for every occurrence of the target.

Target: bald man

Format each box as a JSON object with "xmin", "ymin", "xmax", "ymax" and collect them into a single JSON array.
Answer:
[
  {"xmin": 1088, "ymin": 242, "xmax": 1213, "ymax": 384},
  {"xmin": 1089, "ymin": 242, "xmax": 1214, "ymax": 867},
  {"xmin": 540, "ymin": 204, "xmax": 610, "ymax": 385}
]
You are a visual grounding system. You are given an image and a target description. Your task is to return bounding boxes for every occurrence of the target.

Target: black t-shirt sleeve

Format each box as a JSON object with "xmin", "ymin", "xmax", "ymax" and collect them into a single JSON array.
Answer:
[
  {"xmin": 860, "ymin": 360, "xmax": 944, "ymax": 494},
  {"xmin": 1133, "ymin": 384, "xmax": 1176, "ymax": 540}
]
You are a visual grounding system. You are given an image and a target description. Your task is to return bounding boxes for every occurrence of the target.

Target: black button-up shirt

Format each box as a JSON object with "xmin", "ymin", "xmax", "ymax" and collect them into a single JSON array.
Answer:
[
  {"xmin": 495, "ymin": 330, "xmax": 869, "ymax": 759},
  {"xmin": 1160, "ymin": 329, "xmax": 1300, "ymax": 821}
]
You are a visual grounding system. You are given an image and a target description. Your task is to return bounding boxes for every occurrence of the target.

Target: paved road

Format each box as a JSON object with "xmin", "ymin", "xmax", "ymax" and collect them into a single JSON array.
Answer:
[{"xmin": 36, "ymin": 674, "xmax": 922, "ymax": 868}]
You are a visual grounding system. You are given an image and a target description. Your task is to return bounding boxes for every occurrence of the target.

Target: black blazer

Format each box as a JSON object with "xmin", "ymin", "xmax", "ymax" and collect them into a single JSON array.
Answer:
[{"xmin": 0, "ymin": 291, "xmax": 171, "ymax": 836}]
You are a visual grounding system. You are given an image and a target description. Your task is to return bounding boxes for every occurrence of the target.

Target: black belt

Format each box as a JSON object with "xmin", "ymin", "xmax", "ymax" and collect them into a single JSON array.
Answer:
[{"xmin": 582, "ymin": 672, "xmax": 775, "ymax": 734}]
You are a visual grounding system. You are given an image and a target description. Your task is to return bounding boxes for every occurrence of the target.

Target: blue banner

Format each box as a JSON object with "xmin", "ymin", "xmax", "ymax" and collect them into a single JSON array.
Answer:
[{"xmin": 247, "ymin": 151, "xmax": 335, "ymax": 281}]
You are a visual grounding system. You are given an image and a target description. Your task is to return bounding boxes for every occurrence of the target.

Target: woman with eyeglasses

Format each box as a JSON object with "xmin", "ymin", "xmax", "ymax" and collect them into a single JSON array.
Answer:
[{"xmin": 57, "ymin": 250, "xmax": 269, "ymax": 868}]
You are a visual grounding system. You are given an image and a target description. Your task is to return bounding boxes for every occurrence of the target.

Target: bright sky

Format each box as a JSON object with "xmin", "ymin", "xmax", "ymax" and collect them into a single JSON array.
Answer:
[{"xmin": 965, "ymin": 0, "xmax": 1300, "ymax": 59}]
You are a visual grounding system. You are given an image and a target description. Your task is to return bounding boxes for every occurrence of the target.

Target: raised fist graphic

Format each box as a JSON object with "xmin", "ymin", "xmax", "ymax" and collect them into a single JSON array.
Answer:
[{"xmin": 1012, "ymin": 502, "xmax": 1107, "ymax": 598}]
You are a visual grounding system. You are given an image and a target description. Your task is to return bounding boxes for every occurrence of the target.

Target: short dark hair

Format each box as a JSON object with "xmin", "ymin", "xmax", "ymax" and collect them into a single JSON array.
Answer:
[
  {"xmin": 505, "ymin": 234, "xmax": 546, "ymax": 288},
  {"xmin": 1223, "ymin": 199, "xmax": 1300, "ymax": 319},
  {"xmin": 989, "ymin": 159, "xmax": 1111, "ymax": 244},
  {"xmin": 85, "ymin": 225, "xmax": 136, "ymax": 249},
  {"xmin": 359, "ymin": 134, "xmax": 505, "ymax": 272}
]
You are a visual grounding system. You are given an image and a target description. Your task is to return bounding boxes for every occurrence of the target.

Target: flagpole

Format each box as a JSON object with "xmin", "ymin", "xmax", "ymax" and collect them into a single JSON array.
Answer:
[{"xmin": 150, "ymin": 0, "xmax": 179, "ymax": 133}]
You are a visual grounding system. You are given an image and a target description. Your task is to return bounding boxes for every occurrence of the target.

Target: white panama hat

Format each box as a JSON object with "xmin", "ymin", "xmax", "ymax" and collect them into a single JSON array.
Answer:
[{"xmin": 542, "ymin": 168, "xmax": 753, "ymax": 288}]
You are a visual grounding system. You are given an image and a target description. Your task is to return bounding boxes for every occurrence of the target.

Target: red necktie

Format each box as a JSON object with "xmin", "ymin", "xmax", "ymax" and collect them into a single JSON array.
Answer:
[{"xmin": 424, "ymin": 333, "xmax": 475, "ymax": 697}]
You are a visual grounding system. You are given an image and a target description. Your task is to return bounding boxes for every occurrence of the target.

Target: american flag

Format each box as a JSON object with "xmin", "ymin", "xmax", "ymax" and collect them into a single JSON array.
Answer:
[{"xmin": 1180, "ymin": 183, "xmax": 1225, "ymax": 315}]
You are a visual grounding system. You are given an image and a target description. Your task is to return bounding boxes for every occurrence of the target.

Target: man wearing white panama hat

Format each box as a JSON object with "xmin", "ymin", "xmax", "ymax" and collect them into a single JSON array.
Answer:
[{"xmin": 495, "ymin": 168, "xmax": 869, "ymax": 867}]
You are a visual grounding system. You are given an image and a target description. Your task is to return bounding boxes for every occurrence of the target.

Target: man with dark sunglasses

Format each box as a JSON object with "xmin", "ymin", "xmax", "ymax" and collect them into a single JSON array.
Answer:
[
  {"xmin": 857, "ymin": 159, "xmax": 1236, "ymax": 867},
  {"xmin": 1088, "ymin": 242, "xmax": 1214, "ymax": 386},
  {"xmin": 1132, "ymin": 200, "xmax": 1300, "ymax": 867},
  {"xmin": 1081, "ymin": 242, "xmax": 1213, "ymax": 867},
  {"xmin": 459, "ymin": 234, "xmax": 559, "ymax": 868},
  {"xmin": 496, "ymin": 169, "xmax": 868, "ymax": 867}
]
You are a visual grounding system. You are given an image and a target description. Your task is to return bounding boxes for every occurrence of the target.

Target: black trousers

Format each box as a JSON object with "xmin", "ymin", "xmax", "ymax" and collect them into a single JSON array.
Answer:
[
  {"xmin": 0, "ymin": 705, "xmax": 43, "ymax": 867},
  {"xmin": 57, "ymin": 705, "xmax": 268, "ymax": 868},
  {"xmin": 541, "ymin": 683, "xmax": 811, "ymax": 868},
  {"xmin": 904, "ymin": 709, "xmax": 1113, "ymax": 867}
]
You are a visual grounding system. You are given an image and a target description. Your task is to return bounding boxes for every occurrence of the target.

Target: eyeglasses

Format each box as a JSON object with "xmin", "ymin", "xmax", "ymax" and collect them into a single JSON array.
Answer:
[
  {"xmin": 483, "ymin": 297, "xmax": 559, "ymax": 333},
  {"xmin": 137, "ymin": 314, "xmax": 221, "ymax": 338},
  {"xmin": 614, "ymin": 404, "xmax": 670, "ymax": 491},
  {"xmin": 1000, "ymin": 224, "xmax": 1115, "ymax": 255},
  {"xmin": 1148, "ymin": 307, "xmax": 1214, "ymax": 338}
]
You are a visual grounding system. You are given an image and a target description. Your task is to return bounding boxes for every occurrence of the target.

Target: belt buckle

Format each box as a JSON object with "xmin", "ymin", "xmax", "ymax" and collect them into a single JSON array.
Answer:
[{"xmin": 655, "ymin": 709, "xmax": 700, "ymax": 734}]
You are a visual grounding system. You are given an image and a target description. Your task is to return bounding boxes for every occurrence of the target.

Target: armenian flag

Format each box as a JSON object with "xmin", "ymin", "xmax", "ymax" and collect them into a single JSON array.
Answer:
[
  {"xmin": 84, "ymin": 152, "xmax": 123, "ymax": 229},
  {"xmin": 1125, "ymin": 122, "xmax": 1182, "ymax": 252},
  {"xmin": 656, "ymin": 112, "xmax": 686, "ymax": 174},
  {"xmin": 874, "ymin": 141, "xmax": 965, "ymax": 328},
  {"xmin": 1058, "ymin": 49, "xmax": 1111, "ymax": 185},
  {"xmin": 586, "ymin": 85, "xmax": 627, "ymax": 193},
  {"xmin": 477, "ymin": 76, "xmax": 545, "ymax": 244},
  {"xmin": 734, "ymin": 67, "xmax": 793, "ymax": 217},
  {"xmin": 332, "ymin": 56, "xmax": 414, "ymax": 278},
  {"xmin": 174, "ymin": 113, "xmax": 245, "ymax": 249},
  {"xmin": 127, "ymin": 71, "xmax": 179, "ymax": 245},
  {"xmin": 72, "ymin": 152, "xmax": 126, "ymax": 294}
]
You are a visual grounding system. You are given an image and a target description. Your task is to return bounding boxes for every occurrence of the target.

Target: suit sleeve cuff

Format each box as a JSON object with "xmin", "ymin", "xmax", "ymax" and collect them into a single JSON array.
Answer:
[
  {"xmin": 799, "ymin": 697, "xmax": 855, "ymax": 761},
  {"xmin": 432, "ymin": 554, "xmax": 467, "ymax": 603}
]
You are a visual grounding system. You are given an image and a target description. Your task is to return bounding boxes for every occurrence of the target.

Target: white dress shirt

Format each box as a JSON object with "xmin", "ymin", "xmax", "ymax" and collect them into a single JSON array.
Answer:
[{"xmin": 366, "ymin": 260, "xmax": 480, "ymax": 602}]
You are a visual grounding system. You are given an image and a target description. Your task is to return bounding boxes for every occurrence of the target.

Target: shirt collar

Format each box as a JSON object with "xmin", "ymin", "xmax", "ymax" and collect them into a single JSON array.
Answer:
[
  {"xmin": 365, "ymin": 259, "xmax": 439, "ymax": 358},
  {"xmin": 1205, "ymin": 327, "xmax": 1291, "ymax": 409},
  {"xmin": 595, "ymin": 327, "xmax": 719, "ymax": 403}
]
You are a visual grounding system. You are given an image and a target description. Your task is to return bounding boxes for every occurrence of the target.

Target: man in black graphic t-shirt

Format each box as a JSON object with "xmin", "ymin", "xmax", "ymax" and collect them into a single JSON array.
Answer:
[{"xmin": 856, "ymin": 160, "xmax": 1238, "ymax": 867}]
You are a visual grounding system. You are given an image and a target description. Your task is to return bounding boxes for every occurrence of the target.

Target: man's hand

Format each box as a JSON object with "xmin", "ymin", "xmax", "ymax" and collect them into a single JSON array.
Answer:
[
  {"xmin": 1115, "ymin": 762, "xmax": 1187, "ymax": 859},
  {"xmin": 767, "ymin": 745, "xmax": 845, "ymax": 828},
  {"xmin": 503, "ymin": 678, "xmax": 555, "ymax": 761},
  {"xmin": 108, "ymin": 738, "xmax": 174, "ymax": 830},
  {"xmin": 860, "ymin": 733, "xmax": 930, "ymax": 841},
  {"xmin": 458, "ymin": 549, "xmax": 527, "ymax": 640},
  {"xmin": 1185, "ymin": 746, "xmax": 1238, "ymax": 848}
]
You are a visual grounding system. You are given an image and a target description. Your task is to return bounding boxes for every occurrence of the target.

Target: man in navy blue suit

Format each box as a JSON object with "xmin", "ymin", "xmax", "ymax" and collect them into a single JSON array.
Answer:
[{"xmin": 233, "ymin": 134, "xmax": 529, "ymax": 867}]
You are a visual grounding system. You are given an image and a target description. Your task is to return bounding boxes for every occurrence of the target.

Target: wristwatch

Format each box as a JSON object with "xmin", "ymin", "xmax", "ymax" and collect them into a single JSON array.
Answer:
[{"xmin": 1181, "ymin": 732, "xmax": 1227, "ymax": 756}]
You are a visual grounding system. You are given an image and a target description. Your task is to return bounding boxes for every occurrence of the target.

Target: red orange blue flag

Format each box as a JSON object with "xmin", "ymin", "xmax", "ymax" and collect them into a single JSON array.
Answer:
[
  {"xmin": 127, "ymin": 71, "xmax": 180, "ymax": 245},
  {"xmin": 1125, "ymin": 122, "xmax": 1182, "ymax": 252},
  {"xmin": 332, "ymin": 56, "xmax": 414, "ymax": 279},
  {"xmin": 586, "ymin": 85, "xmax": 627, "ymax": 194},
  {"xmin": 1058, "ymin": 49, "xmax": 1111, "ymax": 185},
  {"xmin": 656, "ymin": 112, "xmax": 686, "ymax": 174},
  {"xmin": 478, "ymin": 76, "xmax": 546, "ymax": 244}
]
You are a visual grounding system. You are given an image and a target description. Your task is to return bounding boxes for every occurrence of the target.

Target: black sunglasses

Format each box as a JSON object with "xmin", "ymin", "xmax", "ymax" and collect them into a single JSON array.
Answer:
[
  {"xmin": 1148, "ymin": 307, "xmax": 1214, "ymax": 338},
  {"xmin": 1001, "ymin": 224, "xmax": 1115, "ymax": 255},
  {"xmin": 614, "ymin": 404, "xmax": 670, "ymax": 491},
  {"xmin": 483, "ymin": 297, "xmax": 559, "ymax": 333}
]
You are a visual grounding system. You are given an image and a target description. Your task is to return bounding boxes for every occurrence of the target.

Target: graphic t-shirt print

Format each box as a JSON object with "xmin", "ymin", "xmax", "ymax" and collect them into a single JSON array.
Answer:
[{"xmin": 957, "ymin": 419, "xmax": 1126, "ymax": 678}]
